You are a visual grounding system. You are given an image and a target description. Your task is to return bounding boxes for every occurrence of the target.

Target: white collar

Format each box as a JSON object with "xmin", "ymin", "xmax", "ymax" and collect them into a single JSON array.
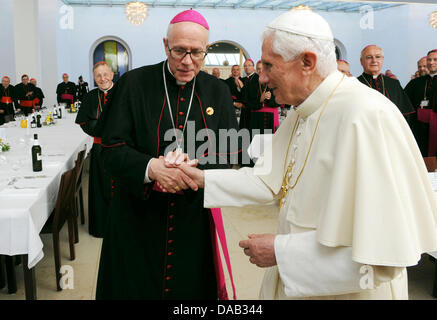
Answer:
[
  {"xmin": 100, "ymin": 82, "xmax": 113, "ymax": 93},
  {"xmin": 167, "ymin": 61, "xmax": 187, "ymax": 86},
  {"xmin": 430, "ymin": 73, "xmax": 437, "ymax": 78}
]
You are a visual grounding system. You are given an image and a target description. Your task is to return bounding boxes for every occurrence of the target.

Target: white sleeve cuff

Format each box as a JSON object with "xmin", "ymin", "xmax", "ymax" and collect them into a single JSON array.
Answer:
[
  {"xmin": 144, "ymin": 159, "xmax": 153, "ymax": 183},
  {"xmin": 274, "ymin": 231, "xmax": 367, "ymax": 298}
]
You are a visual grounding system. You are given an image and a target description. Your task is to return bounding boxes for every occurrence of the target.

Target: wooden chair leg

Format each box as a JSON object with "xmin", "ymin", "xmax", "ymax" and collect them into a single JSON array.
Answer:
[
  {"xmin": 433, "ymin": 262, "xmax": 437, "ymax": 298},
  {"xmin": 52, "ymin": 232, "xmax": 62, "ymax": 291},
  {"xmin": 0, "ymin": 256, "xmax": 5, "ymax": 290},
  {"xmin": 5, "ymin": 256, "xmax": 17, "ymax": 294},
  {"xmin": 67, "ymin": 216, "xmax": 76, "ymax": 261},
  {"xmin": 79, "ymin": 188, "xmax": 85, "ymax": 225},
  {"xmin": 73, "ymin": 199, "xmax": 79, "ymax": 244}
]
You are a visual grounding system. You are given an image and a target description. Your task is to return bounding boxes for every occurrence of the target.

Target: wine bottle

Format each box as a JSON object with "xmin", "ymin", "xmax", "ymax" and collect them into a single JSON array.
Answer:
[
  {"xmin": 58, "ymin": 104, "xmax": 62, "ymax": 119},
  {"xmin": 53, "ymin": 105, "xmax": 58, "ymax": 119},
  {"xmin": 36, "ymin": 111, "xmax": 42, "ymax": 128},
  {"xmin": 30, "ymin": 111, "xmax": 36, "ymax": 128},
  {"xmin": 32, "ymin": 134, "xmax": 42, "ymax": 172}
]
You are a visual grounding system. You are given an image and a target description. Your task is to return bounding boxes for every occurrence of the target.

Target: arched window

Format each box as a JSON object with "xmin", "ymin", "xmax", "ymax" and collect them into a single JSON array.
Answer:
[
  {"xmin": 90, "ymin": 36, "xmax": 131, "ymax": 86},
  {"xmin": 334, "ymin": 39, "xmax": 347, "ymax": 61},
  {"xmin": 203, "ymin": 41, "xmax": 249, "ymax": 79}
]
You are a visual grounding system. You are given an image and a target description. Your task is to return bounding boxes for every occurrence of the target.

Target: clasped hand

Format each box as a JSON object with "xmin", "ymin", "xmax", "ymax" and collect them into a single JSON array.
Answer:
[{"xmin": 147, "ymin": 150, "xmax": 204, "ymax": 193}]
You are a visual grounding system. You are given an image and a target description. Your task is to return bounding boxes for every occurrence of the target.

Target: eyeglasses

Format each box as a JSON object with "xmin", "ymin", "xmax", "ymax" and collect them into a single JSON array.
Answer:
[
  {"xmin": 364, "ymin": 55, "xmax": 384, "ymax": 61},
  {"xmin": 167, "ymin": 45, "xmax": 207, "ymax": 61}
]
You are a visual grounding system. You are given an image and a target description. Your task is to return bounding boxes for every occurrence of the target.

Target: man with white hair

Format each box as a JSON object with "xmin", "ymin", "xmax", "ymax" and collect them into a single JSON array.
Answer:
[
  {"xmin": 358, "ymin": 45, "xmax": 414, "ymax": 125},
  {"xmin": 171, "ymin": 9, "xmax": 437, "ymax": 299},
  {"xmin": 417, "ymin": 56, "xmax": 429, "ymax": 77},
  {"xmin": 96, "ymin": 9, "xmax": 239, "ymax": 300},
  {"xmin": 0, "ymin": 76, "xmax": 16, "ymax": 124},
  {"xmin": 75, "ymin": 61, "xmax": 115, "ymax": 238}
]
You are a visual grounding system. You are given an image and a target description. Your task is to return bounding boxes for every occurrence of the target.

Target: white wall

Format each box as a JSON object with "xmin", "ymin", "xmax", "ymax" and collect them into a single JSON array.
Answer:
[
  {"xmin": 37, "ymin": 0, "xmax": 59, "ymax": 108},
  {"xmin": 13, "ymin": 0, "xmax": 40, "ymax": 83},
  {"xmin": 0, "ymin": 0, "xmax": 16, "ymax": 83}
]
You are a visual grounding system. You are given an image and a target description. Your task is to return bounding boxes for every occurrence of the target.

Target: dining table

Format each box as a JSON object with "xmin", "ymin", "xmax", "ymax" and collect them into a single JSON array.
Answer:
[{"xmin": 0, "ymin": 109, "xmax": 92, "ymax": 299}]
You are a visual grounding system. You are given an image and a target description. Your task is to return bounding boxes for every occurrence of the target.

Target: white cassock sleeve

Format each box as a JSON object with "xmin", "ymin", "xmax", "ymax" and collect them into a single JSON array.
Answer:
[
  {"xmin": 204, "ymin": 167, "xmax": 275, "ymax": 208},
  {"xmin": 274, "ymin": 230, "xmax": 405, "ymax": 298}
]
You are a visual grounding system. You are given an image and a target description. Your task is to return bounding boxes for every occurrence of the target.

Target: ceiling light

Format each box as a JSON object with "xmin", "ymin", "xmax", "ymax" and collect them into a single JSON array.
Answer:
[{"xmin": 125, "ymin": 1, "xmax": 149, "ymax": 26}]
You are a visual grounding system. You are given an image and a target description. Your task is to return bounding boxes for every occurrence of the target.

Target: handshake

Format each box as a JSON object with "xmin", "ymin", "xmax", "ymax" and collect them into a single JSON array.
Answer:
[{"xmin": 148, "ymin": 149, "xmax": 204, "ymax": 193}]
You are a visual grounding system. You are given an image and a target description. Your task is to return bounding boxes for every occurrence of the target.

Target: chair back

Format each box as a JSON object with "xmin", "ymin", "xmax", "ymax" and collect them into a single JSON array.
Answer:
[
  {"xmin": 74, "ymin": 149, "xmax": 86, "ymax": 191},
  {"xmin": 52, "ymin": 168, "xmax": 76, "ymax": 232},
  {"xmin": 424, "ymin": 157, "xmax": 437, "ymax": 172}
]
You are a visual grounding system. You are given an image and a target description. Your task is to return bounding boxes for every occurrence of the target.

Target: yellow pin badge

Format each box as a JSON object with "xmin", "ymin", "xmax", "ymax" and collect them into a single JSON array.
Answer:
[{"xmin": 206, "ymin": 107, "xmax": 214, "ymax": 116}]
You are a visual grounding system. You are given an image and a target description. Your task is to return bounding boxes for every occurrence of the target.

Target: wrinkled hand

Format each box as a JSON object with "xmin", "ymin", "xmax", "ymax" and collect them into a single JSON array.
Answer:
[
  {"xmin": 148, "ymin": 156, "xmax": 198, "ymax": 193},
  {"xmin": 164, "ymin": 150, "xmax": 205, "ymax": 189},
  {"xmin": 164, "ymin": 149, "xmax": 198, "ymax": 167},
  {"xmin": 234, "ymin": 102, "xmax": 243, "ymax": 109},
  {"xmin": 239, "ymin": 234, "xmax": 277, "ymax": 268},
  {"xmin": 264, "ymin": 91, "xmax": 271, "ymax": 100}
]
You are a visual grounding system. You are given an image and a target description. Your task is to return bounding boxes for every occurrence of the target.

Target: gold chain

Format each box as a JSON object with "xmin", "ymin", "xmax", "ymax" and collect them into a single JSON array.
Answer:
[
  {"xmin": 362, "ymin": 73, "xmax": 386, "ymax": 97},
  {"xmin": 279, "ymin": 74, "xmax": 345, "ymax": 210}
]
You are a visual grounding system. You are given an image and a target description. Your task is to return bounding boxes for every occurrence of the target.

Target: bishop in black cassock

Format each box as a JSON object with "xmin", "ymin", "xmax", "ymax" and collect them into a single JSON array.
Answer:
[
  {"xmin": 56, "ymin": 74, "xmax": 77, "ymax": 106},
  {"xmin": 96, "ymin": 58, "xmax": 239, "ymax": 299},
  {"xmin": 0, "ymin": 77, "xmax": 16, "ymax": 125},
  {"xmin": 30, "ymin": 79, "xmax": 44, "ymax": 109},
  {"xmin": 240, "ymin": 70, "xmax": 262, "ymax": 131},
  {"xmin": 358, "ymin": 72, "xmax": 414, "ymax": 125},
  {"xmin": 405, "ymin": 74, "xmax": 437, "ymax": 156},
  {"xmin": 15, "ymin": 76, "xmax": 36, "ymax": 116},
  {"xmin": 75, "ymin": 70, "xmax": 114, "ymax": 238}
]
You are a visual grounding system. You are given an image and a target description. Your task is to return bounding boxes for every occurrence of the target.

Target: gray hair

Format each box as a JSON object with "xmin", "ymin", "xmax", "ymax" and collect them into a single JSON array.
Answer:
[{"xmin": 261, "ymin": 28, "xmax": 337, "ymax": 78}]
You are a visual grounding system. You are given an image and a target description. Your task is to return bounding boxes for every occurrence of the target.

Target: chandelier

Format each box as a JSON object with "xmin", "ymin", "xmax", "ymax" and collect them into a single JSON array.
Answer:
[
  {"xmin": 291, "ymin": 5, "xmax": 312, "ymax": 11},
  {"xmin": 430, "ymin": 11, "xmax": 437, "ymax": 29},
  {"xmin": 125, "ymin": 1, "xmax": 149, "ymax": 25}
]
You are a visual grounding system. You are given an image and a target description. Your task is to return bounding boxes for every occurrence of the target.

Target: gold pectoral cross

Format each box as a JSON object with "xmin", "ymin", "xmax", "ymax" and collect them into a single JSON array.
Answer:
[{"xmin": 279, "ymin": 162, "xmax": 293, "ymax": 210}]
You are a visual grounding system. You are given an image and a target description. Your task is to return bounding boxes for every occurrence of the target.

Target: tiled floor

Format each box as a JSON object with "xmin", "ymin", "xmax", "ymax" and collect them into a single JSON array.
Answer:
[{"xmin": 1, "ymin": 161, "xmax": 436, "ymax": 300}]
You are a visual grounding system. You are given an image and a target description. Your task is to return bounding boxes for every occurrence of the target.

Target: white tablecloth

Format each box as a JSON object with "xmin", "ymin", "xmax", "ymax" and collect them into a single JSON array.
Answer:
[{"xmin": 0, "ymin": 111, "xmax": 92, "ymax": 268}]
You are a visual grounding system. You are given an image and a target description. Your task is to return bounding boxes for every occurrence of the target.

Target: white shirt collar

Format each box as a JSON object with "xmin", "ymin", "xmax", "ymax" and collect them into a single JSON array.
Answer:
[{"xmin": 167, "ymin": 61, "xmax": 187, "ymax": 86}]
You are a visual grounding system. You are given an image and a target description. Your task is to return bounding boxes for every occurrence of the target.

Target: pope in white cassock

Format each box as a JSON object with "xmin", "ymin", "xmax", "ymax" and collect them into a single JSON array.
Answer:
[{"xmin": 165, "ymin": 9, "xmax": 437, "ymax": 299}]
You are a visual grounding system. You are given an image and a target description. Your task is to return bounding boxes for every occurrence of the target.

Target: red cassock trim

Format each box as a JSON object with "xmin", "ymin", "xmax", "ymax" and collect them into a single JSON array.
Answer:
[
  {"xmin": 19, "ymin": 100, "xmax": 33, "ymax": 107},
  {"xmin": 101, "ymin": 142, "xmax": 126, "ymax": 148},
  {"xmin": 1, "ymin": 96, "xmax": 12, "ymax": 104}
]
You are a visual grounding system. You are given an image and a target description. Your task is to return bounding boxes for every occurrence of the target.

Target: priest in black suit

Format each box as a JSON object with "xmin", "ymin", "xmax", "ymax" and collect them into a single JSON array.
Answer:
[
  {"xmin": 15, "ymin": 75, "xmax": 36, "ymax": 116},
  {"xmin": 96, "ymin": 9, "xmax": 239, "ymax": 300},
  {"xmin": 0, "ymin": 76, "xmax": 16, "ymax": 124},
  {"xmin": 405, "ymin": 49, "xmax": 437, "ymax": 156},
  {"xmin": 30, "ymin": 78, "xmax": 44, "ymax": 109},
  {"xmin": 56, "ymin": 73, "xmax": 76, "ymax": 106},
  {"xmin": 358, "ymin": 45, "xmax": 414, "ymax": 127},
  {"xmin": 240, "ymin": 59, "xmax": 262, "ymax": 131},
  {"xmin": 75, "ymin": 62, "xmax": 115, "ymax": 238},
  {"xmin": 224, "ymin": 64, "xmax": 245, "ymax": 114}
]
